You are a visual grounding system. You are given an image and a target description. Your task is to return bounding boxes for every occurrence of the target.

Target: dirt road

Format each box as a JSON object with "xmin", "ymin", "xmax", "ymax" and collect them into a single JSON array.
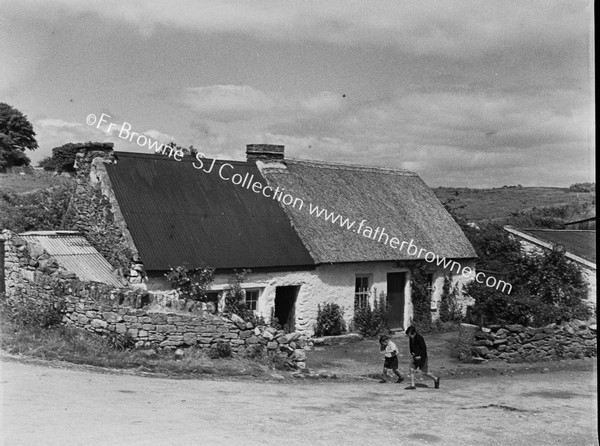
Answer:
[{"xmin": 1, "ymin": 359, "xmax": 597, "ymax": 446}]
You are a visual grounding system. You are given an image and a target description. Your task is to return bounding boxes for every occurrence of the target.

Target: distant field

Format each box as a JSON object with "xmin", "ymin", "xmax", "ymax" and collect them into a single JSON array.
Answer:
[
  {"xmin": 433, "ymin": 186, "xmax": 595, "ymax": 224},
  {"xmin": 0, "ymin": 171, "xmax": 73, "ymax": 194}
]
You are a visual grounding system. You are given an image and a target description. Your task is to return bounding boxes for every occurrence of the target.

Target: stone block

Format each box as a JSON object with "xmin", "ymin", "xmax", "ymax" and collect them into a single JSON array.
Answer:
[
  {"xmin": 506, "ymin": 324, "xmax": 524, "ymax": 333},
  {"xmin": 246, "ymin": 336, "xmax": 259, "ymax": 344},
  {"xmin": 474, "ymin": 339, "xmax": 493, "ymax": 347},
  {"xmin": 116, "ymin": 323, "xmax": 127, "ymax": 334},
  {"xmin": 267, "ymin": 341, "xmax": 278, "ymax": 350},
  {"xmin": 471, "ymin": 346, "xmax": 489, "ymax": 357},
  {"xmin": 239, "ymin": 330, "xmax": 252, "ymax": 339},
  {"xmin": 262, "ymin": 331, "xmax": 274, "ymax": 341},
  {"xmin": 139, "ymin": 330, "xmax": 148, "ymax": 337},
  {"xmin": 91, "ymin": 319, "xmax": 108, "ymax": 329},
  {"xmin": 128, "ymin": 328, "xmax": 139, "ymax": 337}
]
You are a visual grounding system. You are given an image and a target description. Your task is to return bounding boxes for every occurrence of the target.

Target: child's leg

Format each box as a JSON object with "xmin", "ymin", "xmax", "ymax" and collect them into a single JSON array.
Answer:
[
  {"xmin": 425, "ymin": 372, "xmax": 437, "ymax": 381},
  {"xmin": 409, "ymin": 367, "xmax": 416, "ymax": 387},
  {"xmin": 380, "ymin": 367, "xmax": 388, "ymax": 383}
]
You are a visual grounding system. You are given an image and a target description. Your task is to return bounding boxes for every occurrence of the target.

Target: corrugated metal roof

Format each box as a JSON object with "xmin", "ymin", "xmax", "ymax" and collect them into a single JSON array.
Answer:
[
  {"xmin": 106, "ymin": 152, "xmax": 315, "ymax": 270},
  {"xmin": 20, "ymin": 232, "xmax": 126, "ymax": 287},
  {"xmin": 517, "ymin": 229, "xmax": 596, "ymax": 264}
]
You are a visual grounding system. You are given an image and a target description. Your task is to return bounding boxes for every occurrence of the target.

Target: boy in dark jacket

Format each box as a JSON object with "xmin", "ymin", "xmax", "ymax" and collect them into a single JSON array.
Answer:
[{"xmin": 405, "ymin": 326, "xmax": 440, "ymax": 390}]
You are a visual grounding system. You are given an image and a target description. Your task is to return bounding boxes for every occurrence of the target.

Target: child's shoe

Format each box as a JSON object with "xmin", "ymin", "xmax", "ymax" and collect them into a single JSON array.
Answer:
[
  {"xmin": 396, "ymin": 376, "xmax": 404, "ymax": 383},
  {"xmin": 379, "ymin": 379, "xmax": 387, "ymax": 383},
  {"xmin": 434, "ymin": 378, "xmax": 440, "ymax": 389}
]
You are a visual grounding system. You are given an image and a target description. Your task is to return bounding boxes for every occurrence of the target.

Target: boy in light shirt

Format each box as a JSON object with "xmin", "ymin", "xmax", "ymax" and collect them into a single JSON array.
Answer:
[{"xmin": 379, "ymin": 335, "xmax": 404, "ymax": 384}]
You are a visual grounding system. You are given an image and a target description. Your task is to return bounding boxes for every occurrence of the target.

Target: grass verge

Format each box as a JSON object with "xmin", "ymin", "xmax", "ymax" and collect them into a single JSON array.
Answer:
[{"xmin": 0, "ymin": 318, "xmax": 285, "ymax": 379}]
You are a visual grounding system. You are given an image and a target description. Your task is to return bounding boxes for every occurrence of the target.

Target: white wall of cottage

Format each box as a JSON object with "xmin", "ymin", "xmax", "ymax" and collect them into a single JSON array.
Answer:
[{"xmin": 201, "ymin": 259, "xmax": 477, "ymax": 336}]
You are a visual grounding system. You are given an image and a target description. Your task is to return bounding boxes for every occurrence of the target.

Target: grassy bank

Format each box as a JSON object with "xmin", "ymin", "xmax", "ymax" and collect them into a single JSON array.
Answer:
[{"xmin": 0, "ymin": 318, "xmax": 285, "ymax": 379}]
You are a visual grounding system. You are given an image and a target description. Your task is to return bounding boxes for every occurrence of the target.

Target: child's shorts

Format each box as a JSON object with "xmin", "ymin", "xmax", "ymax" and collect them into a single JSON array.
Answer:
[
  {"xmin": 411, "ymin": 356, "xmax": 429, "ymax": 373},
  {"xmin": 383, "ymin": 356, "xmax": 399, "ymax": 370}
]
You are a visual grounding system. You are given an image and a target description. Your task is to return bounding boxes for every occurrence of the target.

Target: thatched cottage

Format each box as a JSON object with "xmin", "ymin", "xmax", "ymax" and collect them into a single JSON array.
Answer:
[{"xmin": 84, "ymin": 144, "xmax": 476, "ymax": 334}]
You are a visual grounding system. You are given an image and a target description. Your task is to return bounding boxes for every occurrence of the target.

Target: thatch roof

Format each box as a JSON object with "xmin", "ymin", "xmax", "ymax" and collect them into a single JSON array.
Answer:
[{"xmin": 259, "ymin": 158, "xmax": 476, "ymax": 263}]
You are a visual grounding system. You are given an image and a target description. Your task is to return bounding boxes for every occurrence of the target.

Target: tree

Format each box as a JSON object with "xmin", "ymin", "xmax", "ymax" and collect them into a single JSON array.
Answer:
[
  {"xmin": 0, "ymin": 103, "xmax": 38, "ymax": 171},
  {"xmin": 50, "ymin": 143, "xmax": 80, "ymax": 173},
  {"xmin": 38, "ymin": 156, "xmax": 58, "ymax": 171}
]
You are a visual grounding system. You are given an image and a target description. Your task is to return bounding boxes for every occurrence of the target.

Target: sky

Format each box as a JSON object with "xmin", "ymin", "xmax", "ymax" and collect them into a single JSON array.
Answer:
[{"xmin": 0, "ymin": 0, "xmax": 594, "ymax": 187}]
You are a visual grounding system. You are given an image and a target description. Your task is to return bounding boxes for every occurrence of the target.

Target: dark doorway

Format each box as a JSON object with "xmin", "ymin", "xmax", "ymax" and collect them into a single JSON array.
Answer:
[
  {"xmin": 274, "ymin": 286, "xmax": 299, "ymax": 332},
  {"xmin": 387, "ymin": 272, "xmax": 406, "ymax": 329}
]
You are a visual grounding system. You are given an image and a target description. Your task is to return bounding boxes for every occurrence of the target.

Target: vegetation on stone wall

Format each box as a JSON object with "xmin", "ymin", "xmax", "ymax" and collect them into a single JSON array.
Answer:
[
  {"xmin": 352, "ymin": 290, "xmax": 390, "ymax": 337},
  {"xmin": 465, "ymin": 245, "xmax": 592, "ymax": 327},
  {"xmin": 314, "ymin": 303, "xmax": 346, "ymax": 336},
  {"xmin": 438, "ymin": 273, "xmax": 463, "ymax": 323},
  {"xmin": 0, "ymin": 181, "xmax": 75, "ymax": 233},
  {"xmin": 165, "ymin": 265, "xmax": 215, "ymax": 302},
  {"xmin": 0, "ymin": 292, "xmax": 65, "ymax": 328},
  {"xmin": 409, "ymin": 264, "xmax": 432, "ymax": 332},
  {"xmin": 222, "ymin": 269, "xmax": 262, "ymax": 324}
]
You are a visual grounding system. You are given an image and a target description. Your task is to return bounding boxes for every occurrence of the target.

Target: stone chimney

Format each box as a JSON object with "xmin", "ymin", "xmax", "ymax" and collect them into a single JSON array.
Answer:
[
  {"xmin": 73, "ymin": 142, "xmax": 114, "ymax": 178},
  {"xmin": 246, "ymin": 144, "xmax": 285, "ymax": 162}
]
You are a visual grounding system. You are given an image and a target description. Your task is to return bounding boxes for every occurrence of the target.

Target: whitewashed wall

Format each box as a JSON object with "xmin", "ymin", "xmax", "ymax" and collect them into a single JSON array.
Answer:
[{"xmin": 145, "ymin": 260, "xmax": 476, "ymax": 336}]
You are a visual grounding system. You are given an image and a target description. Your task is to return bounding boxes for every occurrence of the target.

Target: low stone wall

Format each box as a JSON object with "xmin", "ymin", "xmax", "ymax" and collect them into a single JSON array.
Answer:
[
  {"xmin": 460, "ymin": 320, "xmax": 597, "ymax": 363},
  {"xmin": 62, "ymin": 291, "xmax": 309, "ymax": 367},
  {"xmin": 1, "ymin": 230, "xmax": 309, "ymax": 368}
]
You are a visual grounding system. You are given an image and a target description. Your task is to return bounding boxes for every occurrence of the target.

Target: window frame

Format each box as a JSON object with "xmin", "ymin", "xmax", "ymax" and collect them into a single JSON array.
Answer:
[
  {"xmin": 244, "ymin": 288, "xmax": 260, "ymax": 313},
  {"xmin": 354, "ymin": 274, "xmax": 371, "ymax": 309}
]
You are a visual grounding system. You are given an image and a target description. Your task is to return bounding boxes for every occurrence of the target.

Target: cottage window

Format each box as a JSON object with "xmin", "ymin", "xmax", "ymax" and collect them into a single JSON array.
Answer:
[
  {"xmin": 354, "ymin": 275, "xmax": 371, "ymax": 308},
  {"xmin": 245, "ymin": 289, "xmax": 259, "ymax": 312},
  {"xmin": 426, "ymin": 274, "xmax": 434, "ymax": 296}
]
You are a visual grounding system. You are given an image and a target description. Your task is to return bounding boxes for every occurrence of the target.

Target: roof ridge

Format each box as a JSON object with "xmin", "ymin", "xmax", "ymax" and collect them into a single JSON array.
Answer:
[{"xmin": 283, "ymin": 157, "xmax": 418, "ymax": 176}]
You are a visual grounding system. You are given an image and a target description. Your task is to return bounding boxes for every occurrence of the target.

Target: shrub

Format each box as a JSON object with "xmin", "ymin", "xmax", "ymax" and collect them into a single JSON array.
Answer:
[
  {"xmin": 352, "ymin": 290, "xmax": 389, "ymax": 337},
  {"xmin": 208, "ymin": 342, "xmax": 232, "ymax": 359},
  {"xmin": 439, "ymin": 273, "xmax": 463, "ymax": 323},
  {"xmin": 1, "ymin": 292, "xmax": 65, "ymax": 328},
  {"xmin": 465, "ymin": 247, "xmax": 592, "ymax": 327},
  {"xmin": 410, "ymin": 265, "xmax": 432, "ymax": 332},
  {"xmin": 0, "ymin": 182, "xmax": 75, "ymax": 233},
  {"xmin": 222, "ymin": 269, "xmax": 260, "ymax": 323},
  {"xmin": 314, "ymin": 302, "xmax": 346, "ymax": 336},
  {"xmin": 105, "ymin": 331, "xmax": 136, "ymax": 351},
  {"xmin": 165, "ymin": 265, "xmax": 215, "ymax": 302}
]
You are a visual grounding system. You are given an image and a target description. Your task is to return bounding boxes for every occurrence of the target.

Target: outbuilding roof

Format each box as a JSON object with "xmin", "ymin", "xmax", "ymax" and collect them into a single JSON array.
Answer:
[
  {"xmin": 19, "ymin": 231, "xmax": 126, "ymax": 286},
  {"xmin": 504, "ymin": 227, "xmax": 596, "ymax": 266}
]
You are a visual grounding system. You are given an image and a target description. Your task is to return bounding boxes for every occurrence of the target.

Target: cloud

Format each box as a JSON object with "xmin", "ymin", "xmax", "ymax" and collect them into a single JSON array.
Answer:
[
  {"xmin": 182, "ymin": 85, "xmax": 276, "ymax": 121},
  {"xmin": 180, "ymin": 84, "xmax": 592, "ymax": 186},
  {"xmin": 2, "ymin": 0, "xmax": 591, "ymax": 58}
]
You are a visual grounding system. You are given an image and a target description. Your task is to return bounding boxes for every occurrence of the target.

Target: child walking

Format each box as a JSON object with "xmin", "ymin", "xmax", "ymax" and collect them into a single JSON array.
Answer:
[
  {"xmin": 379, "ymin": 335, "xmax": 404, "ymax": 383},
  {"xmin": 405, "ymin": 326, "xmax": 440, "ymax": 390}
]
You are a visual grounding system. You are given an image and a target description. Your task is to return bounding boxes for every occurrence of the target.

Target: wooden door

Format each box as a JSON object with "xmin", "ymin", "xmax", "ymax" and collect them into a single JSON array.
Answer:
[{"xmin": 387, "ymin": 272, "xmax": 406, "ymax": 329}]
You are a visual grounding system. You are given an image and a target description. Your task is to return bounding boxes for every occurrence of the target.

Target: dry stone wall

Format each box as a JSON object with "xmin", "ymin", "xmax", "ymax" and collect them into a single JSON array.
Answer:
[
  {"xmin": 459, "ymin": 321, "xmax": 596, "ymax": 363},
  {"xmin": 1, "ymin": 230, "xmax": 309, "ymax": 368}
]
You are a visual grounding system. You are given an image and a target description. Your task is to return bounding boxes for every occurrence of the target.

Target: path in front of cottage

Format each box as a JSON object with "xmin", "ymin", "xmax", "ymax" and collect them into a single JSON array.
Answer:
[{"xmin": 1, "ymin": 360, "xmax": 597, "ymax": 446}]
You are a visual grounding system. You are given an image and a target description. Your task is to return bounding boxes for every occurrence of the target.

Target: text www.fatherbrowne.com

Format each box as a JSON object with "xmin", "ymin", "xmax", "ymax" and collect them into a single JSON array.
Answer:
[{"xmin": 306, "ymin": 205, "xmax": 512, "ymax": 294}]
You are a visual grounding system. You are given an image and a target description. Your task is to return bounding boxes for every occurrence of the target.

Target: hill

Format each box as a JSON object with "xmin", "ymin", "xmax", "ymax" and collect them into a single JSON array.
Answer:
[{"xmin": 433, "ymin": 186, "xmax": 595, "ymax": 228}]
